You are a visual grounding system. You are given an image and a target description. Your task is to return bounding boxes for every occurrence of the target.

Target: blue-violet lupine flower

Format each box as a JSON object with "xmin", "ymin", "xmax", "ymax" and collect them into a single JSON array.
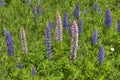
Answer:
[
  {"xmin": 98, "ymin": 45, "xmax": 104, "ymax": 62},
  {"xmin": 4, "ymin": 28, "xmax": 14, "ymax": 56},
  {"xmin": 74, "ymin": 4, "xmax": 80, "ymax": 17},
  {"xmin": 18, "ymin": 61, "xmax": 22, "ymax": 69},
  {"xmin": 78, "ymin": 19, "xmax": 83, "ymax": 34},
  {"xmin": 92, "ymin": 29, "xmax": 98, "ymax": 45},
  {"xmin": 70, "ymin": 20, "xmax": 78, "ymax": 60},
  {"xmin": 64, "ymin": 12, "xmax": 68, "ymax": 30},
  {"xmin": 94, "ymin": 2, "xmax": 99, "ymax": 10},
  {"xmin": 46, "ymin": 23, "xmax": 52, "ymax": 59},
  {"xmin": 32, "ymin": 66, "xmax": 37, "ymax": 77},
  {"xmin": 0, "ymin": 0, "xmax": 4, "ymax": 6},
  {"xmin": 118, "ymin": 19, "xmax": 120, "ymax": 32},
  {"xmin": 105, "ymin": 8, "xmax": 112, "ymax": 27}
]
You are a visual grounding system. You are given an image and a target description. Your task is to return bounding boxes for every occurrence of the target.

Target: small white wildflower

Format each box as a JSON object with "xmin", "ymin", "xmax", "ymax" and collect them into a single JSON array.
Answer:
[{"xmin": 110, "ymin": 48, "xmax": 114, "ymax": 52}]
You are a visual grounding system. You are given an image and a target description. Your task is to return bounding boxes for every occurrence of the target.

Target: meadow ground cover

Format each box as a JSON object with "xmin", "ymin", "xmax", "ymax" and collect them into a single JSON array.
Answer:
[{"xmin": 0, "ymin": 0, "xmax": 120, "ymax": 80}]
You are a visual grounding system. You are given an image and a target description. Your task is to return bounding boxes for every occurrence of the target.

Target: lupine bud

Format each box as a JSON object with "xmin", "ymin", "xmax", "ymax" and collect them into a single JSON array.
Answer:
[
  {"xmin": 70, "ymin": 20, "xmax": 78, "ymax": 60},
  {"xmin": 74, "ymin": 4, "xmax": 80, "ymax": 17},
  {"xmin": 55, "ymin": 11, "xmax": 63, "ymax": 43},
  {"xmin": 105, "ymin": 8, "xmax": 112, "ymax": 27},
  {"xmin": 4, "ymin": 28, "xmax": 14, "ymax": 56},
  {"xmin": 46, "ymin": 23, "xmax": 52, "ymax": 59},
  {"xmin": 18, "ymin": 61, "xmax": 22, "ymax": 69},
  {"xmin": 32, "ymin": 66, "xmax": 37, "ymax": 77},
  {"xmin": 94, "ymin": 2, "xmax": 99, "ymax": 10},
  {"xmin": 78, "ymin": 19, "xmax": 82, "ymax": 34},
  {"xmin": 118, "ymin": 20, "xmax": 120, "ymax": 32},
  {"xmin": 0, "ymin": 0, "xmax": 4, "ymax": 6},
  {"xmin": 92, "ymin": 29, "xmax": 98, "ymax": 45},
  {"xmin": 20, "ymin": 27, "xmax": 28, "ymax": 54},
  {"xmin": 26, "ymin": 0, "xmax": 30, "ymax": 5},
  {"xmin": 98, "ymin": 45, "xmax": 104, "ymax": 62},
  {"xmin": 64, "ymin": 12, "xmax": 68, "ymax": 30}
]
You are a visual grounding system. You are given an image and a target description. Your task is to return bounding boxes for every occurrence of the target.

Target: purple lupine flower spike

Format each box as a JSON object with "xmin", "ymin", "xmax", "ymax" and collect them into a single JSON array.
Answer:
[
  {"xmin": 18, "ymin": 61, "xmax": 22, "ymax": 69},
  {"xmin": 26, "ymin": 0, "xmax": 30, "ymax": 5},
  {"xmin": 92, "ymin": 29, "xmax": 98, "ymax": 45},
  {"xmin": 46, "ymin": 23, "xmax": 52, "ymax": 59},
  {"xmin": 0, "ymin": 0, "xmax": 4, "ymax": 6},
  {"xmin": 98, "ymin": 45, "xmax": 104, "ymax": 62},
  {"xmin": 32, "ymin": 66, "xmax": 37, "ymax": 77},
  {"xmin": 78, "ymin": 19, "xmax": 83, "ymax": 34},
  {"xmin": 64, "ymin": 12, "xmax": 68, "ymax": 30},
  {"xmin": 94, "ymin": 2, "xmax": 99, "ymax": 10},
  {"xmin": 105, "ymin": 8, "xmax": 112, "ymax": 27},
  {"xmin": 4, "ymin": 28, "xmax": 14, "ymax": 56},
  {"xmin": 74, "ymin": 4, "xmax": 80, "ymax": 17},
  {"xmin": 118, "ymin": 19, "xmax": 120, "ymax": 32}
]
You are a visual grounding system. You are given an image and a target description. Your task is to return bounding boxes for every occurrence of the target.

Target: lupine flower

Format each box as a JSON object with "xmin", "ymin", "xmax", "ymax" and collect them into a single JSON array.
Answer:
[
  {"xmin": 36, "ymin": 3, "xmax": 40, "ymax": 15},
  {"xmin": 70, "ymin": 20, "xmax": 78, "ymax": 60},
  {"xmin": 98, "ymin": 45, "xmax": 104, "ymax": 62},
  {"xmin": 0, "ymin": 0, "xmax": 4, "ymax": 6},
  {"xmin": 94, "ymin": 2, "xmax": 99, "ymax": 10},
  {"xmin": 46, "ymin": 23, "xmax": 52, "ymax": 59},
  {"xmin": 20, "ymin": 27, "xmax": 28, "ymax": 54},
  {"xmin": 105, "ymin": 8, "xmax": 112, "ymax": 27},
  {"xmin": 92, "ymin": 29, "xmax": 98, "ymax": 45},
  {"xmin": 55, "ymin": 11, "xmax": 63, "ymax": 43},
  {"xmin": 118, "ymin": 19, "xmax": 120, "ymax": 32},
  {"xmin": 64, "ymin": 12, "xmax": 68, "ymax": 30},
  {"xmin": 78, "ymin": 19, "xmax": 82, "ymax": 34},
  {"xmin": 32, "ymin": 66, "xmax": 37, "ymax": 77},
  {"xmin": 26, "ymin": 0, "xmax": 30, "ymax": 5},
  {"xmin": 4, "ymin": 28, "xmax": 14, "ymax": 56},
  {"xmin": 74, "ymin": 4, "xmax": 80, "ymax": 17},
  {"xmin": 18, "ymin": 61, "xmax": 22, "ymax": 69}
]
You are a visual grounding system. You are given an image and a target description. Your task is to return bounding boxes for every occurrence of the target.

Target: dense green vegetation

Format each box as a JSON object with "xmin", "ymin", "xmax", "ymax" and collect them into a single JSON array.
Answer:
[{"xmin": 0, "ymin": 0, "xmax": 120, "ymax": 80}]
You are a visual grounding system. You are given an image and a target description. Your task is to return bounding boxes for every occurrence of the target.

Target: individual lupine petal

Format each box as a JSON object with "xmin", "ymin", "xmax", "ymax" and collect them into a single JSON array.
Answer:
[
  {"xmin": 98, "ymin": 45, "xmax": 104, "ymax": 62},
  {"xmin": 0, "ymin": 0, "xmax": 4, "ymax": 6},
  {"xmin": 64, "ymin": 12, "xmax": 68, "ymax": 30},
  {"xmin": 46, "ymin": 23, "xmax": 52, "ymax": 59},
  {"xmin": 94, "ymin": 2, "xmax": 99, "ymax": 10},
  {"xmin": 105, "ymin": 8, "xmax": 112, "ymax": 27},
  {"xmin": 26, "ymin": 0, "xmax": 30, "ymax": 5},
  {"xmin": 70, "ymin": 20, "xmax": 78, "ymax": 60},
  {"xmin": 118, "ymin": 19, "xmax": 120, "ymax": 32},
  {"xmin": 74, "ymin": 4, "xmax": 80, "ymax": 17},
  {"xmin": 4, "ymin": 28, "xmax": 14, "ymax": 56},
  {"xmin": 20, "ymin": 27, "xmax": 28, "ymax": 54},
  {"xmin": 18, "ymin": 61, "xmax": 22, "ymax": 69},
  {"xmin": 56, "ymin": 11, "xmax": 63, "ymax": 42},
  {"xmin": 92, "ymin": 29, "xmax": 98, "ymax": 45},
  {"xmin": 78, "ymin": 19, "xmax": 82, "ymax": 34},
  {"xmin": 32, "ymin": 66, "xmax": 37, "ymax": 77}
]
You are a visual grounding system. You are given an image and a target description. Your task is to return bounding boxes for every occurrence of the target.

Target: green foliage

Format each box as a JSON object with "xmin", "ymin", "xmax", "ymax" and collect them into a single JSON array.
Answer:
[{"xmin": 0, "ymin": 0, "xmax": 120, "ymax": 80}]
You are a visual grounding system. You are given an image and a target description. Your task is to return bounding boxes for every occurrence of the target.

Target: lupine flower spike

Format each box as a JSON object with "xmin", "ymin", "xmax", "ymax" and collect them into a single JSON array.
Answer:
[
  {"xmin": 78, "ymin": 19, "xmax": 83, "ymax": 35},
  {"xmin": 92, "ymin": 29, "xmax": 98, "ymax": 45},
  {"xmin": 46, "ymin": 23, "xmax": 52, "ymax": 59},
  {"xmin": 20, "ymin": 27, "xmax": 28, "ymax": 54},
  {"xmin": 70, "ymin": 20, "xmax": 78, "ymax": 60},
  {"xmin": 18, "ymin": 61, "xmax": 22, "ymax": 69},
  {"xmin": 55, "ymin": 11, "xmax": 63, "ymax": 43},
  {"xmin": 4, "ymin": 28, "xmax": 14, "ymax": 56},
  {"xmin": 117, "ymin": 19, "xmax": 120, "ymax": 32},
  {"xmin": 94, "ymin": 2, "xmax": 99, "ymax": 10},
  {"xmin": 0, "ymin": 0, "xmax": 4, "ymax": 6},
  {"xmin": 64, "ymin": 12, "xmax": 68, "ymax": 30},
  {"xmin": 32, "ymin": 66, "xmax": 37, "ymax": 77},
  {"xmin": 98, "ymin": 45, "xmax": 104, "ymax": 62},
  {"xmin": 74, "ymin": 4, "xmax": 80, "ymax": 17},
  {"xmin": 105, "ymin": 8, "xmax": 112, "ymax": 27}
]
